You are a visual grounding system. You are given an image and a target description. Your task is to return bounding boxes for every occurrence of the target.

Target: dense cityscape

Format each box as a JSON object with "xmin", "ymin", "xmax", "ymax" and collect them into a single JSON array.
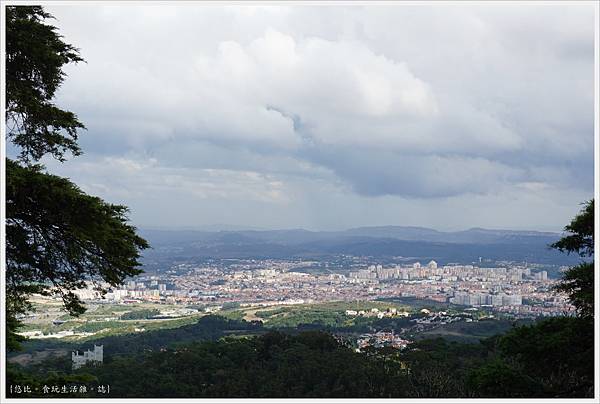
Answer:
[{"xmin": 73, "ymin": 258, "xmax": 570, "ymax": 318}]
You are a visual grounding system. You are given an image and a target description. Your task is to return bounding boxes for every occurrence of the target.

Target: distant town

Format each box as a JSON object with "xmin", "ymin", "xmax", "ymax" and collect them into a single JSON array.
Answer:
[{"xmin": 71, "ymin": 258, "xmax": 571, "ymax": 319}]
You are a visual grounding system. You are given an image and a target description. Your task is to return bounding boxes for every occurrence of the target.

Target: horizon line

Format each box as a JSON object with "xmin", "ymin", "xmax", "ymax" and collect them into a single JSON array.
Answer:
[{"xmin": 136, "ymin": 224, "xmax": 565, "ymax": 234}]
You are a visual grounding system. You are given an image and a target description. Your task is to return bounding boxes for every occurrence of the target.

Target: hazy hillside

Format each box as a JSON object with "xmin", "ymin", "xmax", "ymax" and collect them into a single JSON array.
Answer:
[{"xmin": 139, "ymin": 227, "xmax": 578, "ymax": 266}]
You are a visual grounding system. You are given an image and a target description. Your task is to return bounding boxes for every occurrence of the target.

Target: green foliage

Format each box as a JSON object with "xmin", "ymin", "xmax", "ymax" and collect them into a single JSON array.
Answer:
[
  {"xmin": 79, "ymin": 331, "xmax": 412, "ymax": 398},
  {"xmin": 254, "ymin": 307, "xmax": 288, "ymax": 318},
  {"xmin": 7, "ymin": 361, "xmax": 102, "ymax": 398},
  {"xmin": 80, "ymin": 316, "xmax": 263, "ymax": 356},
  {"xmin": 5, "ymin": 160, "xmax": 149, "ymax": 349},
  {"xmin": 551, "ymin": 199, "xmax": 594, "ymax": 318},
  {"xmin": 243, "ymin": 301, "xmax": 410, "ymax": 330},
  {"xmin": 9, "ymin": 315, "xmax": 498, "ymax": 398},
  {"xmin": 551, "ymin": 199, "xmax": 594, "ymax": 257},
  {"xmin": 466, "ymin": 201, "xmax": 596, "ymax": 398},
  {"xmin": 120, "ymin": 309, "xmax": 161, "ymax": 320},
  {"xmin": 6, "ymin": 6, "xmax": 85, "ymax": 163},
  {"xmin": 498, "ymin": 317, "xmax": 593, "ymax": 396},
  {"xmin": 468, "ymin": 317, "xmax": 594, "ymax": 397},
  {"xmin": 6, "ymin": 306, "xmax": 27, "ymax": 351},
  {"xmin": 415, "ymin": 319, "xmax": 530, "ymax": 343},
  {"xmin": 466, "ymin": 359, "xmax": 543, "ymax": 397},
  {"xmin": 220, "ymin": 301, "xmax": 240, "ymax": 310},
  {"xmin": 263, "ymin": 308, "xmax": 347, "ymax": 328},
  {"xmin": 10, "ymin": 314, "xmax": 594, "ymax": 398},
  {"xmin": 397, "ymin": 337, "xmax": 488, "ymax": 397},
  {"xmin": 554, "ymin": 262, "xmax": 594, "ymax": 318},
  {"xmin": 5, "ymin": 5, "xmax": 149, "ymax": 352},
  {"xmin": 75, "ymin": 321, "xmax": 124, "ymax": 333}
]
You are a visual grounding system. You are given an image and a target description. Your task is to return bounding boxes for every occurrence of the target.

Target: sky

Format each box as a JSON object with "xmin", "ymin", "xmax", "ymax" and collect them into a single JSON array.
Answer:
[{"xmin": 20, "ymin": 3, "xmax": 596, "ymax": 231}]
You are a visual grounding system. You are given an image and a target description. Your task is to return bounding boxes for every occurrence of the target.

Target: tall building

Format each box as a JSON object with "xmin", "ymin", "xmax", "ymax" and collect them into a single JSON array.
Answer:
[
  {"xmin": 501, "ymin": 294, "xmax": 522, "ymax": 306},
  {"xmin": 491, "ymin": 294, "xmax": 504, "ymax": 306},
  {"xmin": 449, "ymin": 292, "xmax": 470, "ymax": 305}
]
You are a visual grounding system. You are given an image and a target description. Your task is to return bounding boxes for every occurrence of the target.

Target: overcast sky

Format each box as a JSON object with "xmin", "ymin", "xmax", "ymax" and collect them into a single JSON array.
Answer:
[{"xmin": 26, "ymin": 3, "xmax": 596, "ymax": 231}]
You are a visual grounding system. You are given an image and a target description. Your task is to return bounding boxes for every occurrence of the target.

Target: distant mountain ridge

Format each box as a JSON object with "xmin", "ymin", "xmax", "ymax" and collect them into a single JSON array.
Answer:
[
  {"xmin": 139, "ymin": 225, "xmax": 562, "ymax": 246},
  {"xmin": 138, "ymin": 226, "xmax": 577, "ymax": 267}
]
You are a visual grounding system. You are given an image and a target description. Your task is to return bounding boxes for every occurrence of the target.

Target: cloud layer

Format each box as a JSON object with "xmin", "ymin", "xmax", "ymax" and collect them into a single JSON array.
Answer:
[{"xmin": 35, "ymin": 4, "xmax": 596, "ymax": 230}]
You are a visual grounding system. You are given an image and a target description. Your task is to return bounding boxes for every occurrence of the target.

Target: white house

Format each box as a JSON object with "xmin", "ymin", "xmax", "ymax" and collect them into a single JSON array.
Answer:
[{"xmin": 72, "ymin": 345, "xmax": 103, "ymax": 370}]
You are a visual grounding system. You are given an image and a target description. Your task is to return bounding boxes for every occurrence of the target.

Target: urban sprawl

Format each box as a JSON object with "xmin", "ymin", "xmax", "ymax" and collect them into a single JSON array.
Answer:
[{"xmin": 76, "ymin": 259, "xmax": 570, "ymax": 318}]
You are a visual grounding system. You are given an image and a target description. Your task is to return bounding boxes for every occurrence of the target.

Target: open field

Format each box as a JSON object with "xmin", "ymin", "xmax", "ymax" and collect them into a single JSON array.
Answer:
[
  {"xmin": 222, "ymin": 300, "xmax": 418, "ymax": 328},
  {"xmin": 17, "ymin": 295, "xmax": 207, "ymax": 342},
  {"xmin": 10, "ymin": 296, "xmax": 537, "ymax": 367}
]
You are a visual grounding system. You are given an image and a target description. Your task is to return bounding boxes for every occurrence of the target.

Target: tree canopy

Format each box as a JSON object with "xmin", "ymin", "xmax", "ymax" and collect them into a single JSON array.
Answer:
[
  {"xmin": 551, "ymin": 199, "xmax": 594, "ymax": 318},
  {"xmin": 467, "ymin": 200, "xmax": 595, "ymax": 397},
  {"xmin": 5, "ymin": 159, "xmax": 148, "ymax": 316},
  {"xmin": 6, "ymin": 6, "xmax": 85, "ymax": 163},
  {"xmin": 5, "ymin": 5, "xmax": 148, "ymax": 351}
]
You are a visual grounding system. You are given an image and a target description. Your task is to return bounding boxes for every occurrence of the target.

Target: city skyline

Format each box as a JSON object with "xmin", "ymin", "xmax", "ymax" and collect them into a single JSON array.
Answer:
[{"xmin": 9, "ymin": 3, "xmax": 595, "ymax": 232}]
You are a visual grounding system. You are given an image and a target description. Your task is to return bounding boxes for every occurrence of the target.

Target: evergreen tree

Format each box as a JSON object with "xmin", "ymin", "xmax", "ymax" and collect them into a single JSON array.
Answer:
[
  {"xmin": 5, "ymin": 6, "xmax": 149, "ymax": 351},
  {"xmin": 467, "ymin": 200, "xmax": 595, "ymax": 398},
  {"xmin": 551, "ymin": 199, "xmax": 594, "ymax": 319},
  {"xmin": 6, "ymin": 6, "xmax": 84, "ymax": 163}
]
